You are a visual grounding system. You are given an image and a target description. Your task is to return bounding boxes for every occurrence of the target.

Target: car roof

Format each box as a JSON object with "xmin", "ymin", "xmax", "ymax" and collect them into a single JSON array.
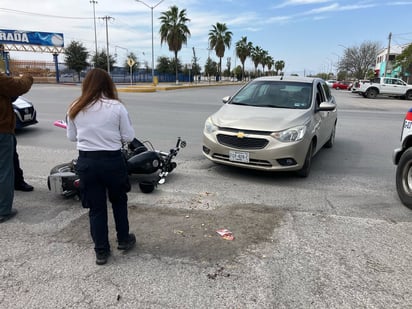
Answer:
[{"xmin": 253, "ymin": 76, "xmax": 320, "ymax": 84}]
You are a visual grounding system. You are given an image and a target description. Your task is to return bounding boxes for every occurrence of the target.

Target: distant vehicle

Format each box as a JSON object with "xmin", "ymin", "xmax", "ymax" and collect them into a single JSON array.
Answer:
[
  {"xmin": 351, "ymin": 79, "xmax": 370, "ymax": 94},
  {"xmin": 202, "ymin": 76, "xmax": 338, "ymax": 177},
  {"xmin": 358, "ymin": 77, "xmax": 412, "ymax": 100},
  {"xmin": 332, "ymin": 81, "xmax": 350, "ymax": 90},
  {"xmin": 325, "ymin": 80, "xmax": 337, "ymax": 87},
  {"xmin": 13, "ymin": 96, "xmax": 38, "ymax": 129}
]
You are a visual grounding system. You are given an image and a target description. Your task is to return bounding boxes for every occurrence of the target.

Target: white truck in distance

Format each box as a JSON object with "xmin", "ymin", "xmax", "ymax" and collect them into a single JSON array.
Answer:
[{"xmin": 358, "ymin": 77, "xmax": 412, "ymax": 100}]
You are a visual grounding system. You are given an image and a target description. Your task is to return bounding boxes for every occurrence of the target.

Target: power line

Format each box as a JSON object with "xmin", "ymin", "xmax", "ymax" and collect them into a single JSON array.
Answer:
[{"xmin": 0, "ymin": 7, "xmax": 92, "ymax": 20}]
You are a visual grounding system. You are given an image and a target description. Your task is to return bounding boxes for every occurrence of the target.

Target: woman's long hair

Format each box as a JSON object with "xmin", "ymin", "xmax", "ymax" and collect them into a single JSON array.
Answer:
[{"xmin": 68, "ymin": 68, "xmax": 119, "ymax": 119}]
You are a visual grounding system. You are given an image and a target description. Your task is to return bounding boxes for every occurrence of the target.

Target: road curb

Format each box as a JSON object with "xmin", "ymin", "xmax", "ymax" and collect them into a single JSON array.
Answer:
[{"xmin": 117, "ymin": 82, "xmax": 243, "ymax": 93}]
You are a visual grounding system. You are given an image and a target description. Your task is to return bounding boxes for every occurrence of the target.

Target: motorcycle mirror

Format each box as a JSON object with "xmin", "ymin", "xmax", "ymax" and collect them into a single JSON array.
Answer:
[{"xmin": 180, "ymin": 140, "xmax": 187, "ymax": 148}]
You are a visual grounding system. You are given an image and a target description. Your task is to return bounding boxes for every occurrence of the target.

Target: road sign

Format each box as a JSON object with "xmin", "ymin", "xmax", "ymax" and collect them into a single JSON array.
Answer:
[{"xmin": 127, "ymin": 58, "xmax": 135, "ymax": 67}]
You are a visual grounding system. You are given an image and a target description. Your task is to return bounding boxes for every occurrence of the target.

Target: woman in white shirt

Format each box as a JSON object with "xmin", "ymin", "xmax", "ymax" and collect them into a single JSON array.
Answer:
[{"xmin": 67, "ymin": 68, "xmax": 136, "ymax": 265}]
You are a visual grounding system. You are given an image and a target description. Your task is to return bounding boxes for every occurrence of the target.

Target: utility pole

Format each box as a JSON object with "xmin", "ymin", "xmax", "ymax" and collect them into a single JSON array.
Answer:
[
  {"xmin": 385, "ymin": 32, "xmax": 392, "ymax": 77},
  {"xmin": 100, "ymin": 16, "xmax": 114, "ymax": 74}
]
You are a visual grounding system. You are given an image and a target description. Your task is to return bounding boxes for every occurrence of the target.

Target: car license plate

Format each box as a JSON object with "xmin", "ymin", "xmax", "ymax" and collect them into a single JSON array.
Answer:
[
  {"xmin": 229, "ymin": 150, "xmax": 249, "ymax": 163},
  {"xmin": 24, "ymin": 114, "xmax": 31, "ymax": 121}
]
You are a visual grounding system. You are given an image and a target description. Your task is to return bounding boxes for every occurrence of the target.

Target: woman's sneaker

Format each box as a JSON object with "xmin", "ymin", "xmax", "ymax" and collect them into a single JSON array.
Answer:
[{"xmin": 117, "ymin": 233, "xmax": 136, "ymax": 251}]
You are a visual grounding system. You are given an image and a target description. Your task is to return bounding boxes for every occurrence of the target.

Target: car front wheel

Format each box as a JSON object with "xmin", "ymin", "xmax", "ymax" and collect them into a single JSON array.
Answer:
[
  {"xmin": 296, "ymin": 142, "xmax": 313, "ymax": 178},
  {"xmin": 324, "ymin": 123, "xmax": 336, "ymax": 148},
  {"xmin": 396, "ymin": 148, "xmax": 412, "ymax": 209}
]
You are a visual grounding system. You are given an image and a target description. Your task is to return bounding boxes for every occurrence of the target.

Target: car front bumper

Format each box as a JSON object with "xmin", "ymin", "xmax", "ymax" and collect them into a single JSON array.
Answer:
[{"xmin": 202, "ymin": 130, "xmax": 310, "ymax": 171}]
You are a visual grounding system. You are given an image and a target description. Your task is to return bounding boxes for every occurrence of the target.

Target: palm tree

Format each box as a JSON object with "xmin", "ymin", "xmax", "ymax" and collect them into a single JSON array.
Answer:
[
  {"xmin": 260, "ymin": 49, "xmax": 269, "ymax": 74},
  {"xmin": 159, "ymin": 5, "xmax": 191, "ymax": 84},
  {"xmin": 208, "ymin": 22, "xmax": 232, "ymax": 81},
  {"xmin": 275, "ymin": 60, "xmax": 285, "ymax": 76},
  {"xmin": 266, "ymin": 55, "xmax": 274, "ymax": 76},
  {"xmin": 251, "ymin": 45, "xmax": 263, "ymax": 76},
  {"xmin": 235, "ymin": 36, "xmax": 253, "ymax": 81}
]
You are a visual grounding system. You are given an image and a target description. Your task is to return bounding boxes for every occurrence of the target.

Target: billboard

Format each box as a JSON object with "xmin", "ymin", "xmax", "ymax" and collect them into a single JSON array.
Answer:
[{"xmin": 0, "ymin": 29, "xmax": 64, "ymax": 47}]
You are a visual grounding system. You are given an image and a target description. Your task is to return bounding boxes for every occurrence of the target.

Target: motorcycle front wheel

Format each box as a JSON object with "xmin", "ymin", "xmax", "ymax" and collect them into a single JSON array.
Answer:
[{"xmin": 396, "ymin": 148, "xmax": 412, "ymax": 209}]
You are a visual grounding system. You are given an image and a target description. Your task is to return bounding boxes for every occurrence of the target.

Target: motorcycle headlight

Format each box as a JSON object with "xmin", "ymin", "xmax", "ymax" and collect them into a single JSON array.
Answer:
[
  {"xmin": 204, "ymin": 117, "xmax": 218, "ymax": 134},
  {"xmin": 271, "ymin": 125, "xmax": 307, "ymax": 142}
]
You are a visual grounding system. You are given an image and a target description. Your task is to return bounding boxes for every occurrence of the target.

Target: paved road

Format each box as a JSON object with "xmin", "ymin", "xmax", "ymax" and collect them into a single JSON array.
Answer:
[{"xmin": 1, "ymin": 85, "xmax": 412, "ymax": 308}]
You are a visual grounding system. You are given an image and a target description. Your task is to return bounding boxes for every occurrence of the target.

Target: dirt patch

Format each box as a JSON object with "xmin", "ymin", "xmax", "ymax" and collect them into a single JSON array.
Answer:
[{"xmin": 58, "ymin": 204, "xmax": 283, "ymax": 263}]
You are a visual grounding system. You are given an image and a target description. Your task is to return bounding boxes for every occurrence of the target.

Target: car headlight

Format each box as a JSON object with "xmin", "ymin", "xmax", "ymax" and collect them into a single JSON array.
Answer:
[
  {"xmin": 204, "ymin": 117, "xmax": 218, "ymax": 134},
  {"xmin": 271, "ymin": 125, "xmax": 307, "ymax": 142}
]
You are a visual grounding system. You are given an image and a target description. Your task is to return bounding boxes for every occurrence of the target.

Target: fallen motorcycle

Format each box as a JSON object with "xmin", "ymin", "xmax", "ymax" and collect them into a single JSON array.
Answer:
[{"xmin": 47, "ymin": 120, "xmax": 186, "ymax": 198}]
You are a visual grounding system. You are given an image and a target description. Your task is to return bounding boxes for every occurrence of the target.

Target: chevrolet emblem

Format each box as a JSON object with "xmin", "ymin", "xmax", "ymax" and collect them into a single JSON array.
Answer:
[{"xmin": 237, "ymin": 131, "xmax": 245, "ymax": 138}]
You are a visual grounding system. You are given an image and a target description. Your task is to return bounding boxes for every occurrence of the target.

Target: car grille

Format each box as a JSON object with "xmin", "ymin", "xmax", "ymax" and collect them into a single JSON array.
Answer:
[
  {"xmin": 212, "ymin": 153, "xmax": 272, "ymax": 167},
  {"xmin": 217, "ymin": 134, "xmax": 269, "ymax": 150}
]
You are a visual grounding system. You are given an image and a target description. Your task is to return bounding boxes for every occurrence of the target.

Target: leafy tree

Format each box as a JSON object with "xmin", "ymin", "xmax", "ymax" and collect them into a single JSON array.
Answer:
[
  {"xmin": 64, "ymin": 41, "xmax": 89, "ymax": 82},
  {"xmin": 208, "ymin": 22, "xmax": 232, "ymax": 81},
  {"xmin": 233, "ymin": 65, "xmax": 243, "ymax": 81},
  {"xmin": 191, "ymin": 61, "xmax": 201, "ymax": 77},
  {"xmin": 337, "ymin": 70, "xmax": 348, "ymax": 81},
  {"xmin": 170, "ymin": 57, "xmax": 183, "ymax": 74},
  {"xmin": 159, "ymin": 5, "xmax": 191, "ymax": 83},
  {"xmin": 236, "ymin": 36, "xmax": 253, "ymax": 81},
  {"xmin": 156, "ymin": 56, "xmax": 183, "ymax": 74},
  {"xmin": 395, "ymin": 43, "xmax": 412, "ymax": 82},
  {"xmin": 316, "ymin": 72, "xmax": 329, "ymax": 80},
  {"xmin": 157, "ymin": 56, "xmax": 172, "ymax": 73},
  {"xmin": 275, "ymin": 60, "xmax": 285, "ymax": 76},
  {"xmin": 338, "ymin": 41, "xmax": 381, "ymax": 79},
  {"xmin": 92, "ymin": 50, "xmax": 116, "ymax": 72},
  {"xmin": 204, "ymin": 57, "xmax": 218, "ymax": 79}
]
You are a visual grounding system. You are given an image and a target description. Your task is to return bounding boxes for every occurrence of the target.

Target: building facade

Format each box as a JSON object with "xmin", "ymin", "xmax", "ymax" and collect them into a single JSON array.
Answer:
[{"xmin": 375, "ymin": 44, "xmax": 410, "ymax": 80}]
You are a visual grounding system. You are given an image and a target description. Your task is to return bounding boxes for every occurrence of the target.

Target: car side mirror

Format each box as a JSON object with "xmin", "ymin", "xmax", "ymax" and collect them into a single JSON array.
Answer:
[
  {"xmin": 222, "ymin": 96, "xmax": 231, "ymax": 104},
  {"xmin": 317, "ymin": 101, "xmax": 336, "ymax": 112}
]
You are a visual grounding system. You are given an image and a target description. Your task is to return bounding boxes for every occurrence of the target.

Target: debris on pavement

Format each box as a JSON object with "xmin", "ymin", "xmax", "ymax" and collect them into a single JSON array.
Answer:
[{"xmin": 216, "ymin": 228, "xmax": 234, "ymax": 240}]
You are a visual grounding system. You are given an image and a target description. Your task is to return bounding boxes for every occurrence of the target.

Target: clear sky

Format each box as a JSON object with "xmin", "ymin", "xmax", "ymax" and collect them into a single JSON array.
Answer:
[{"xmin": 1, "ymin": 0, "xmax": 412, "ymax": 76}]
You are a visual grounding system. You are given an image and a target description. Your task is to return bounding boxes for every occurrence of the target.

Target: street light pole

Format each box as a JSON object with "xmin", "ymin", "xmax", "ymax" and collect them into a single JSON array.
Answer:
[
  {"xmin": 135, "ymin": 0, "xmax": 165, "ymax": 84},
  {"xmin": 90, "ymin": 0, "xmax": 98, "ymax": 62}
]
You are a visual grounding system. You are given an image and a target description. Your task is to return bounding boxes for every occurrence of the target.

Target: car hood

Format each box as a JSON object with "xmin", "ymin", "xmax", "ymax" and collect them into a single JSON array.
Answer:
[
  {"xmin": 13, "ymin": 97, "xmax": 32, "ymax": 108},
  {"xmin": 211, "ymin": 104, "xmax": 311, "ymax": 131}
]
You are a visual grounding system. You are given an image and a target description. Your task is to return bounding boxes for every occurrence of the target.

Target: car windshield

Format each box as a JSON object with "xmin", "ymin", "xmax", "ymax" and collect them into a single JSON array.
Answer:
[{"xmin": 230, "ymin": 81, "xmax": 312, "ymax": 109}]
